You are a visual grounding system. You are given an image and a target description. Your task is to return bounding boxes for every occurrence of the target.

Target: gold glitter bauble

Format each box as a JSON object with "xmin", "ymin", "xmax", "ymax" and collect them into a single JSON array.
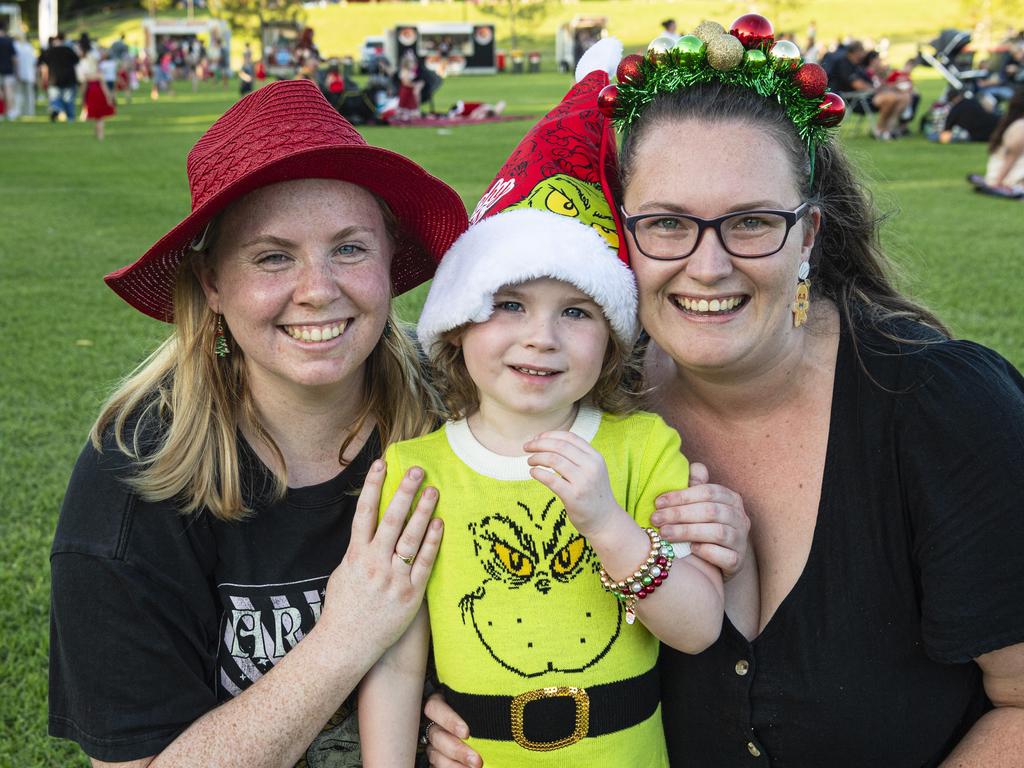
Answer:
[
  {"xmin": 693, "ymin": 21, "xmax": 726, "ymax": 45},
  {"xmin": 706, "ymin": 33, "xmax": 745, "ymax": 71}
]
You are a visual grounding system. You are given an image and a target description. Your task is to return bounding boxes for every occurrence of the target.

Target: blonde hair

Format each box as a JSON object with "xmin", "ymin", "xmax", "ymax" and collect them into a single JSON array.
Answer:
[
  {"xmin": 429, "ymin": 323, "xmax": 645, "ymax": 422},
  {"xmin": 92, "ymin": 225, "xmax": 440, "ymax": 523}
]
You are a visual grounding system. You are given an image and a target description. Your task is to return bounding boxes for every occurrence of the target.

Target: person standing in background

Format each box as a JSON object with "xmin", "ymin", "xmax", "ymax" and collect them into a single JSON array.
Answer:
[
  {"xmin": 0, "ymin": 20, "xmax": 16, "ymax": 120},
  {"xmin": 660, "ymin": 19, "xmax": 680, "ymax": 44},
  {"xmin": 39, "ymin": 32, "xmax": 79, "ymax": 121},
  {"xmin": 12, "ymin": 31, "xmax": 36, "ymax": 118},
  {"xmin": 98, "ymin": 48, "xmax": 117, "ymax": 104},
  {"xmin": 78, "ymin": 39, "xmax": 114, "ymax": 140}
]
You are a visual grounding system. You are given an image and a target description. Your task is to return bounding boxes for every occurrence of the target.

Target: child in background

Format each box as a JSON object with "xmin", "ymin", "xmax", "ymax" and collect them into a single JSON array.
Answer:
[
  {"xmin": 394, "ymin": 50, "xmax": 422, "ymax": 121},
  {"xmin": 79, "ymin": 41, "xmax": 115, "ymax": 140},
  {"xmin": 98, "ymin": 49, "xmax": 117, "ymax": 103},
  {"xmin": 324, "ymin": 62, "xmax": 345, "ymax": 111},
  {"xmin": 358, "ymin": 41, "xmax": 726, "ymax": 767}
]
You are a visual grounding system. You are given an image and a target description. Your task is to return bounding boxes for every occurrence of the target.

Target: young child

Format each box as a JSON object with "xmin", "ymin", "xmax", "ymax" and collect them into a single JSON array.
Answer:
[
  {"xmin": 358, "ymin": 42, "xmax": 725, "ymax": 767},
  {"xmin": 395, "ymin": 50, "xmax": 422, "ymax": 121},
  {"xmin": 78, "ymin": 42, "xmax": 115, "ymax": 141}
]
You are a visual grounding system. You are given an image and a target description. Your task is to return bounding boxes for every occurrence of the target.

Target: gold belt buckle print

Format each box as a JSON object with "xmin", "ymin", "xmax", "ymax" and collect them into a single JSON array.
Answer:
[{"xmin": 510, "ymin": 686, "xmax": 590, "ymax": 751}]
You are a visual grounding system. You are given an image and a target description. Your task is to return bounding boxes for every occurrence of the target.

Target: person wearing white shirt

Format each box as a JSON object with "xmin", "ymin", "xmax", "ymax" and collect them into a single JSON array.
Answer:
[{"xmin": 13, "ymin": 32, "xmax": 37, "ymax": 118}]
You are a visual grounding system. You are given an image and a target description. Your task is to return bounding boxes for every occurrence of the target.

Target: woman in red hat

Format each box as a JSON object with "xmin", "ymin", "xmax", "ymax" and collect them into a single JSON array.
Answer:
[{"xmin": 49, "ymin": 79, "xmax": 467, "ymax": 766}]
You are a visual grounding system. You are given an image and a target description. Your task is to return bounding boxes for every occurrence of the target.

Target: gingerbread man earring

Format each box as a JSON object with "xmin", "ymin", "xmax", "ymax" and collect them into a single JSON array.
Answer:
[{"xmin": 792, "ymin": 261, "xmax": 811, "ymax": 328}]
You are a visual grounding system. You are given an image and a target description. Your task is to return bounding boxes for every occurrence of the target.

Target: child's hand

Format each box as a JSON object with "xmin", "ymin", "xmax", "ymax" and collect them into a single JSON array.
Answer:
[{"xmin": 523, "ymin": 430, "xmax": 626, "ymax": 538}]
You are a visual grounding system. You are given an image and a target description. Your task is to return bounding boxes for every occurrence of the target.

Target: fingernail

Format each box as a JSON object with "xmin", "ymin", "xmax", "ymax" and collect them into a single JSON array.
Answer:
[
  {"xmin": 650, "ymin": 513, "xmax": 663, "ymax": 525},
  {"xmin": 431, "ymin": 518, "xmax": 443, "ymax": 530},
  {"xmin": 371, "ymin": 459, "xmax": 384, "ymax": 472},
  {"xmin": 424, "ymin": 487, "xmax": 437, "ymax": 500},
  {"xmin": 654, "ymin": 498, "xmax": 667, "ymax": 509},
  {"xmin": 410, "ymin": 467, "xmax": 423, "ymax": 481}
]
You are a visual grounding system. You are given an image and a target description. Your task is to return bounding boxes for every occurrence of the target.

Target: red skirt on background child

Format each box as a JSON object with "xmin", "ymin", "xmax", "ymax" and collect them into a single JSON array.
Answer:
[
  {"xmin": 84, "ymin": 81, "xmax": 116, "ymax": 120},
  {"xmin": 397, "ymin": 84, "xmax": 419, "ymax": 111}
]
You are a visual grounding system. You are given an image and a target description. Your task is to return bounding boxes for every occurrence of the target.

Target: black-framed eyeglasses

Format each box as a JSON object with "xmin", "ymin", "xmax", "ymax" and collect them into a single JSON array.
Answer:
[{"xmin": 621, "ymin": 202, "xmax": 811, "ymax": 260}]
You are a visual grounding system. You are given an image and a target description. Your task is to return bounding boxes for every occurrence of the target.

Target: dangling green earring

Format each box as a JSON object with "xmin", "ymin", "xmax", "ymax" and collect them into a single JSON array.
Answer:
[{"xmin": 215, "ymin": 315, "xmax": 230, "ymax": 358}]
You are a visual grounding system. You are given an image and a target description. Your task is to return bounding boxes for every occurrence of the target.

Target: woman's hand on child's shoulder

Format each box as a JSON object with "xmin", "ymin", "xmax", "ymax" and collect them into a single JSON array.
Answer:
[
  {"xmin": 650, "ymin": 462, "xmax": 750, "ymax": 580},
  {"xmin": 317, "ymin": 460, "xmax": 443, "ymax": 648},
  {"xmin": 523, "ymin": 430, "xmax": 624, "ymax": 539}
]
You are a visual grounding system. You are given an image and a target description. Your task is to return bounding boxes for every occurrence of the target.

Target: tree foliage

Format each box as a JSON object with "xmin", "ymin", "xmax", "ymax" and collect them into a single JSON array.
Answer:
[
  {"xmin": 960, "ymin": 0, "xmax": 1023, "ymax": 51},
  {"xmin": 207, "ymin": 0, "xmax": 305, "ymax": 38},
  {"xmin": 477, "ymin": 0, "xmax": 556, "ymax": 50}
]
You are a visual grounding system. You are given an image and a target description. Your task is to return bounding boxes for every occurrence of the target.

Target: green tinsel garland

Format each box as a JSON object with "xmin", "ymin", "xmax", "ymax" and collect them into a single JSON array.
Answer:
[{"xmin": 613, "ymin": 50, "xmax": 835, "ymax": 161}]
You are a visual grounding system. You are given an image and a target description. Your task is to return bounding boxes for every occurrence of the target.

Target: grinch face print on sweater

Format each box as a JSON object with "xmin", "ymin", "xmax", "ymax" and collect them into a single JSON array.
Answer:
[
  {"xmin": 505, "ymin": 174, "xmax": 620, "ymax": 251},
  {"xmin": 459, "ymin": 496, "xmax": 622, "ymax": 678}
]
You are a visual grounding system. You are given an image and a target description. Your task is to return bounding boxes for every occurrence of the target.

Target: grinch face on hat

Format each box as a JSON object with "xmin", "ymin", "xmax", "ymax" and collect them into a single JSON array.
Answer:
[
  {"xmin": 506, "ymin": 174, "xmax": 620, "ymax": 251},
  {"xmin": 458, "ymin": 496, "xmax": 622, "ymax": 678}
]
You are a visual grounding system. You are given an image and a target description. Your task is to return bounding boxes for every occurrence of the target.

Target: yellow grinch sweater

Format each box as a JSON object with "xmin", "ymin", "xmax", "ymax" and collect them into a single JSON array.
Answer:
[{"xmin": 381, "ymin": 405, "xmax": 691, "ymax": 767}]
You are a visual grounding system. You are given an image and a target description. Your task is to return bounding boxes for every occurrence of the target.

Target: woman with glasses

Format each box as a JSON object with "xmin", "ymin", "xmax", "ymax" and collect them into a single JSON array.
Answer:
[{"xmin": 423, "ymin": 23, "xmax": 1024, "ymax": 768}]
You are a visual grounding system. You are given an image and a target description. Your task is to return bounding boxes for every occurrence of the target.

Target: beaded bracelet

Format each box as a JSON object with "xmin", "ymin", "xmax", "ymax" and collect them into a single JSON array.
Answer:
[{"xmin": 599, "ymin": 527, "xmax": 676, "ymax": 625}]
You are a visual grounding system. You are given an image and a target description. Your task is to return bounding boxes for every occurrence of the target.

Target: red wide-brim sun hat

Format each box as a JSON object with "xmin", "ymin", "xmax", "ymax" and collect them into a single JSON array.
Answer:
[{"xmin": 105, "ymin": 79, "xmax": 468, "ymax": 322}]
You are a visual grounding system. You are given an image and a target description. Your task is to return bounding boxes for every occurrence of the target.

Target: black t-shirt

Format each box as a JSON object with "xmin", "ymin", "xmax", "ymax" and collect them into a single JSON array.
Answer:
[
  {"xmin": 828, "ymin": 56, "xmax": 866, "ymax": 93},
  {"xmin": 0, "ymin": 34, "xmax": 15, "ymax": 76},
  {"xmin": 660, "ymin": 315, "xmax": 1024, "ymax": 766},
  {"xmin": 49, "ymin": 424, "xmax": 379, "ymax": 763},
  {"xmin": 39, "ymin": 44, "xmax": 79, "ymax": 87},
  {"xmin": 944, "ymin": 98, "xmax": 1001, "ymax": 141}
]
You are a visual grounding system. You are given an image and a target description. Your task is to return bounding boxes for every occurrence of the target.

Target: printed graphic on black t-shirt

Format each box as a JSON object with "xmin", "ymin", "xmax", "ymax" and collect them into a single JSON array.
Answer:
[
  {"xmin": 216, "ymin": 575, "xmax": 328, "ymax": 697},
  {"xmin": 216, "ymin": 576, "xmax": 367, "ymax": 767}
]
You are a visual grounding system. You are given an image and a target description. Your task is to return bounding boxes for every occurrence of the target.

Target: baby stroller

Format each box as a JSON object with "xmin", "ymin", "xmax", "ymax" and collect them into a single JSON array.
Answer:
[{"xmin": 918, "ymin": 29, "xmax": 995, "ymax": 134}]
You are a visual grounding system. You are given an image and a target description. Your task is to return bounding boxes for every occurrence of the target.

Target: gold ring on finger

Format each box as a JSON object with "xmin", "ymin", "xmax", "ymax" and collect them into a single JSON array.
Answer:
[{"xmin": 395, "ymin": 550, "xmax": 415, "ymax": 566}]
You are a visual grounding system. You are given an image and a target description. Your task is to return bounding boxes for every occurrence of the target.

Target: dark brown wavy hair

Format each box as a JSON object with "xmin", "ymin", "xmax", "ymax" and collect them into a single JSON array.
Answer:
[{"xmin": 619, "ymin": 82, "xmax": 950, "ymax": 346}]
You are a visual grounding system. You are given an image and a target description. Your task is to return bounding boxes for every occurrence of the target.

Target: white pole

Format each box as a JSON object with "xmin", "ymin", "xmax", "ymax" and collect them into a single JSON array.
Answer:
[{"xmin": 38, "ymin": 0, "xmax": 58, "ymax": 46}]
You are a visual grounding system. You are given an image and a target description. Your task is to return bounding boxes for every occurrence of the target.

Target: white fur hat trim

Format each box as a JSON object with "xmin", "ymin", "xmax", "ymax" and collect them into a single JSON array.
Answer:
[
  {"xmin": 575, "ymin": 37, "xmax": 623, "ymax": 82},
  {"xmin": 417, "ymin": 208, "xmax": 638, "ymax": 356}
]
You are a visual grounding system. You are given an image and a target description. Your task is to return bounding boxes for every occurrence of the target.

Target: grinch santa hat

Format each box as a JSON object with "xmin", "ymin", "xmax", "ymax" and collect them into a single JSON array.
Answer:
[{"xmin": 417, "ymin": 39, "xmax": 639, "ymax": 357}]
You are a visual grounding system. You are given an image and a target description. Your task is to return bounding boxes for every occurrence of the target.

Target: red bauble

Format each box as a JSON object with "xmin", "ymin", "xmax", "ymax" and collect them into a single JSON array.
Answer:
[
  {"xmin": 729, "ymin": 14, "xmax": 775, "ymax": 50},
  {"xmin": 815, "ymin": 92, "xmax": 846, "ymax": 126},
  {"xmin": 794, "ymin": 63, "xmax": 828, "ymax": 98},
  {"xmin": 616, "ymin": 53, "xmax": 645, "ymax": 85},
  {"xmin": 597, "ymin": 83, "xmax": 619, "ymax": 117}
]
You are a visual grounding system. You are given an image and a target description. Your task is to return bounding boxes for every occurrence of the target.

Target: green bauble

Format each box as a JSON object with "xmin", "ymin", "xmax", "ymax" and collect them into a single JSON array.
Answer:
[
  {"xmin": 672, "ymin": 34, "xmax": 707, "ymax": 66},
  {"xmin": 744, "ymin": 48, "xmax": 768, "ymax": 71},
  {"xmin": 706, "ymin": 33, "xmax": 745, "ymax": 71},
  {"xmin": 693, "ymin": 21, "xmax": 726, "ymax": 45}
]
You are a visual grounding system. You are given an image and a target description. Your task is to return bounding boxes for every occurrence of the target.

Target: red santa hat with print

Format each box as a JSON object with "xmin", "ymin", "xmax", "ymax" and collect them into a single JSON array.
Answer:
[{"xmin": 417, "ymin": 39, "xmax": 638, "ymax": 357}]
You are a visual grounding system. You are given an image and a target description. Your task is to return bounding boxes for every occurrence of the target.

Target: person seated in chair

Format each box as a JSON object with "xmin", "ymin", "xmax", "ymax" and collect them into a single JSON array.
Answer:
[{"xmin": 829, "ymin": 41, "xmax": 912, "ymax": 140}]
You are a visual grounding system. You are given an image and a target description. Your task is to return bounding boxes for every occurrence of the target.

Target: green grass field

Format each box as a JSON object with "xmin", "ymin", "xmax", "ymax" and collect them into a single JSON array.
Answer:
[{"xmin": 1, "ymin": 67, "xmax": 1020, "ymax": 764}]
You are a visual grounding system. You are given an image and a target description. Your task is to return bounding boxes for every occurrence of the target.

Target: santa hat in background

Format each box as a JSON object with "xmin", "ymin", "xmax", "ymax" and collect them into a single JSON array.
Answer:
[{"xmin": 417, "ymin": 38, "xmax": 638, "ymax": 357}]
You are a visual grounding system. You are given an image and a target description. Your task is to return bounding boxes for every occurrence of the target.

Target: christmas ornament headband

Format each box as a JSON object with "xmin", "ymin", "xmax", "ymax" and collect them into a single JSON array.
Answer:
[{"xmin": 597, "ymin": 15, "xmax": 846, "ymax": 183}]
